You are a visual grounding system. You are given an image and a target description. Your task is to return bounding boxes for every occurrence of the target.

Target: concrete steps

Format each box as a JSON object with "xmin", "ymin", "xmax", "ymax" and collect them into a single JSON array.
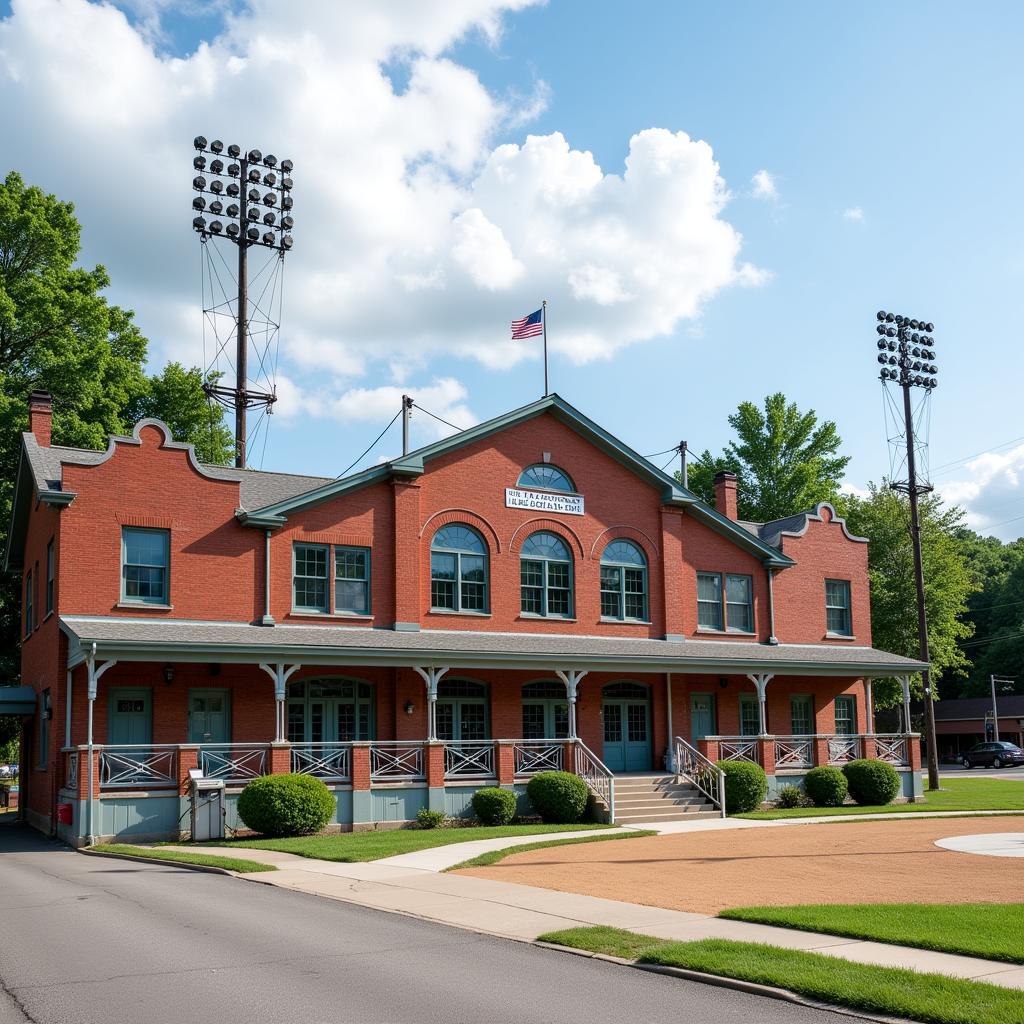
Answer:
[{"xmin": 612, "ymin": 773, "xmax": 720, "ymax": 825}]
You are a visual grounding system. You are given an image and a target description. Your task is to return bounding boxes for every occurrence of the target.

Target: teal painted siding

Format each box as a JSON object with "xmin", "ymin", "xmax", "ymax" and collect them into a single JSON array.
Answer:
[
  {"xmin": 765, "ymin": 769, "xmax": 923, "ymax": 801},
  {"xmin": 370, "ymin": 787, "xmax": 426, "ymax": 822},
  {"xmin": 100, "ymin": 795, "xmax": 180, "ymax": 839},
  {"xmin": 444, "ymin": 784, "xmax": 528, "ymax": 819}
]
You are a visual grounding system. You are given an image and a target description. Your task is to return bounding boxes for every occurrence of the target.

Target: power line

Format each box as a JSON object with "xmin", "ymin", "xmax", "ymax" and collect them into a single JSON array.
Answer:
[
  {"xmin": 960, "ymin": 629, "xmax": 1024, "ymax": 650},
  {"xmin": 336, "ymin": 409, "xmax": 402, "ymax": 478},
  {"xmin": 413, "ymin": 403, "xmax": 462, "ymax": 432},
  {"xmin": 932, "ymin": 434, "xmax": 1024, "ymax": 476}
]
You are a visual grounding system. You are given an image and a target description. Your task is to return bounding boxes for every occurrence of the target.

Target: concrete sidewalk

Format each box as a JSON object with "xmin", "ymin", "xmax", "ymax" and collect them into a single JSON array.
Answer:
[{"xmin": 165, "ymin": 839, "xmax": 1024, "ymax": 991}]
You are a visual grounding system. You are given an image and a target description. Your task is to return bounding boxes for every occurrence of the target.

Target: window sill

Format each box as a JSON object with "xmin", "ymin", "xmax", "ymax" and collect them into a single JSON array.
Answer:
[
  {"xmin": 600, "ymin": 617, "xmax": 652, "ymax": 625},
  {"xmin": 289, "ymin": 611, "xmax": 374, "ymax": 622},
  {"xmin": 696, "ymin": 626, "xmax": 757, "ymax": 637},
  {"xmin": 116, "ymin": 602, "xmax": 173, "ymax": 611},
  {"xmin": 825, "ymin": 633, "xmax": 857, "ymax": 641},
  {"xmin": 428, "ymin": 609, "xmax": 492, "ymax": 618},
  {"xmin": 518, "ymin": 614, "xmax": 577, "ymax": 622}
]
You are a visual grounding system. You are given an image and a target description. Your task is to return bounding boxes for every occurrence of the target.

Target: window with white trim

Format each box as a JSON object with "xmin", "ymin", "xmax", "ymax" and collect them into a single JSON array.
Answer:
[
  {"xmin": 696, "ymin": 572, "xmax": 723, "ymax": 629},
  {"xmin": 293, "ymin": 543, "xmax": 329, "ymax": 612},
  {"xmin": 600, "ymin": 540, "xmax": 648, "ymax": 620},
  {"xmin": 834, "ymin": 695, "xmax": 856, "ymax": 736},
  {"xmin": 121, "ymin": 527, "xmax": 170, "ymax": 605},
  {"xmin": 697, "ymin": 572, "xmax": 754, "ymax": 632},
  {"xmin": 739, "ymin": 694, "xmax": 761, "ymax": 736},
  {"xmin": 516, "ymin": 464, "xmax": 575, "ymax": 492},
  {"xmin": 825, "ymin": 579, "xmax": 852, "ymax": 636},
  {"xmin": 520, "ymin": 531, "xmax": 573, "ymax": 617},
  {"xmin": 335, "ymin": 546, "xmax": 370, "ymax": 615},
  {"xmin": 430, "ymin": 525, "xmax": 488, "ymax": 613}
]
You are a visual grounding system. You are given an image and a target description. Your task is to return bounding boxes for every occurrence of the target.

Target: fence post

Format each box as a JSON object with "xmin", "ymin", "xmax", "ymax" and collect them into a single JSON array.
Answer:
[
  {"xmin": 496, "ymin": 741, "xmax": 515, "ymax": 785},
  {"xmin": 862, "ymin": 735, "xmax": 877, "ymax": 761},
  {"xmin": 758, "ymin": 736, "xmax": 776, "ymax": 776},
  {"xmin": 268, "ymin": 742, "xmax": 291, "ymax": 775}
]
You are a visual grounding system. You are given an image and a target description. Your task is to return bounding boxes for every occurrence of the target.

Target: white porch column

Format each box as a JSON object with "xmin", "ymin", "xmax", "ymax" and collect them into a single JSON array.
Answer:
[
  {"xmin": 555, "ymin": 669, "xmax": 587, "ymax": 740},
  {"xmin": 864, "ymin": 677, "xmax": 875, "ymax": 735},
  {"xmin": 413, "ymin": 666, "xmax": 449, "ymax": 741},
  {"xmin": 85, "ymin": 645, "xmax": 116, "ymax": 845},
  {"xmin": 259, "ymin": 663, "xmax": 302, "ymax": 742},
  {"xmin": 746, "ymin": 672, "xmax": 774, "ymax": 737},
  {"xmin": 899, "ymin": 674, "xmax": 913, "ymax": 735}
]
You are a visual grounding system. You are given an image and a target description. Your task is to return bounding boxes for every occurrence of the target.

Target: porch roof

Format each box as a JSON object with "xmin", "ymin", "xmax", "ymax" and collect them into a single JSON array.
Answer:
[{"xmin": 60, "ymin": 615, "xmax": 928, "ymax": 678}]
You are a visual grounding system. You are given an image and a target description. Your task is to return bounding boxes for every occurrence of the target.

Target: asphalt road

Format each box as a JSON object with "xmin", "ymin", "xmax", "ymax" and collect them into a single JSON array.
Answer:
[
  {"xmin": 0, "ymin": 820, "xmax": 853, "ymax": 1024},
  {"xmin": 939, "ymin": 763, "xmax": 1024, "ymax": 780}
]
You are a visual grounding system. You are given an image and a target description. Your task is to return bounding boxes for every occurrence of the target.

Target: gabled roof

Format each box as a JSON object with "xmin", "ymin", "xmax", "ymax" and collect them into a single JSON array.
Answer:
[
  {"xmin": 237, "ymin": 393, "xmax": 795, "ymax": 567},
  {"xmin": 739, "ymin": 502, "xmax": 867, "ymax": 550}
]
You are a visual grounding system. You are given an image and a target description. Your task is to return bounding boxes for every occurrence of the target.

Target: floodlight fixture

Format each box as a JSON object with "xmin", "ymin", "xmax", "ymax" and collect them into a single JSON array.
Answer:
[
  {"xmin": 194, "ymin": 135, "xmax": 207, "ymax": 150},
  {"xmin": 210, "ymin": 139, "xmax": 224, "ymax": 154},
  {"xmin": 280, "ymin": 158, "xmax": 293, "ymax": 173},
  {"xmin": 264, "ymin": 154, "xmax": 277, "ymax": 167},
  {"xmin": 227, "ymin": 144, "xmax": 241, "ymax": 157}
]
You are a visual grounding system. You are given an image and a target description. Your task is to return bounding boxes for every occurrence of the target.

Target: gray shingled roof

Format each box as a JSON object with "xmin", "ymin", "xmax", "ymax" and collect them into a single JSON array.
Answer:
[
  {"xmin": 61, "ymin": 615, "xmax": 927, "ymax": 676},
  {"xmin": 932, "ymin": 696, "xmax": 1024, "ymax": 721},
  {"xmin": 20, "ymin": 433, "xmax": 331, "ymax": 511}
]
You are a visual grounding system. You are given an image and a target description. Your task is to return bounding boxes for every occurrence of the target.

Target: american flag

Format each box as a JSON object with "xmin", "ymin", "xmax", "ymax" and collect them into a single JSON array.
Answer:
[{"xmin": 511, "ymin": 308, "xmax": 543, "ymax": 339}]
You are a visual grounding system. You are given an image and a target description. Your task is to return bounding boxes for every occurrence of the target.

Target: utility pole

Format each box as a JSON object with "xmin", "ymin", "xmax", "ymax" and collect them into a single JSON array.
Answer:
[
  {"xmin": 402, "ymin": 394, "xmax": 413, "ymax": 456},
  {"xmin": 874, "ymin": 310, "xmax": 940, "ymax": 790},
  {"xmin": 990, "ymin": 675, "xmax": 1016, "ymax": 742},
  {"xmin": 679, "ymin": 441, "xmax": 688, "ymax": 489}
]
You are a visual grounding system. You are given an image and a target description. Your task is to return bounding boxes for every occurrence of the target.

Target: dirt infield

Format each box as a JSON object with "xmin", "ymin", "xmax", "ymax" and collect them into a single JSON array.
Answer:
[{"xmin": 457, "ymin": 816, "xmax": 1024, "ymax": 914}]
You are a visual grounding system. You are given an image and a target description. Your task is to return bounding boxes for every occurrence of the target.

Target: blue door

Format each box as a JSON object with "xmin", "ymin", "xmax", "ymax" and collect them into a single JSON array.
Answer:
[
  {"xmin": 602, "ymin": 682, "xmax": 651, "ymax": 772},
  {"xmin": 108, "ymin": 688, "xmax": 152, "ymax": 745},
  {"xmin": 690, "ymin": 694, "xmax": 715, "ymax": 743}
]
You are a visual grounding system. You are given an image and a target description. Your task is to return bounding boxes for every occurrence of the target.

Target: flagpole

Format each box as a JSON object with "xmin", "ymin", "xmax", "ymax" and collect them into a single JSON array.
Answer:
[{"xmin": 542, "ymin": 299, "xmax": 549, "ymax": 396}]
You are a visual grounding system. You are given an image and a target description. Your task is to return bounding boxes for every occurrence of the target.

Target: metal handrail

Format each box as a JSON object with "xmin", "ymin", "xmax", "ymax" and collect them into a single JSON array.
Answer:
[
  {"xmin": 197, "ymin": 743, "xmax": 268, "ymax": 783},
  {"xmin": 574, "ymin": 739, "xmax": 615, "ymax": 821},
  {"xmin": 291, "ymin": 742, "xmax": 352, "ymax": 781},
  {"xmin": 99, "ymin": 747, "xmax": 177, "ymax": 789},
  {"xmin": 369, "ymin": 741, "xmax": 424, "ymax": 781},
  {"xmin": 674, "ymin": 735, "xmax": 726, "ymax": 817},
  {"xmin": 443, "ymin": 741, "xmax": 495, "ymax": 779},
  {"xmin": 511, "ymin": 739, "xmax": 567, "ymax": 776}
]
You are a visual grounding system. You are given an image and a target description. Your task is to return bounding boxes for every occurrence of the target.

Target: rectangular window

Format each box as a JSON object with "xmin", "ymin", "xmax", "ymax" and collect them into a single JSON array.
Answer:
[
  {"xmin": 790, "ymin": 695, "xmax": 814, "ymax": 735},
  {"xmin": 739, "ymin": 694, "xmax": 761, "ymax": 736},
  {"xmin": 293, "ymin": 543, "xmax": 329, "ymax": 612},
  {"xmin": 121, "ymin": 527, "xmax": 170, "ymax": 604},
  {"xmin": 623, "ymin": 568, "xmax": 647, "ymax": 620},
  {"xmin": 335, "ymin": 546, "xmax": 370, "ymax": 614},
  {"xmin": 431, "ymin": 552, "xmax": 457, "ymax": 610},
  {"xmin": 520, "ymin": 560, "xmax": 544, "ymax": 615},
  {"xmin": 825, "ymin": 579, "xmax": 852, "ymax": 636},
  {"xmin": 38, "ymin": 689, "xmax": 51, "ymax": 768},
  {"xmin": 45, "ymin": 539, "xmax": 54, "ymax": 616},
  {"xmin": 24, "ymin": 569, "xmax": 33, "ymax": 637},
  {"xmin": 697, "ymin": 572, "xmax": 723, "ymax": 629},
  {"xmin": 546, "ymin": 561, "xmax": 572, "ymax": 616},
  {"xmin": 459, "ymin": 554, "xmax": 487, "ymax": 611},
  {"xmin": 725, "ymin": 574, "xmax": 754, "ymax": 633},
  {"xmin": 600, "ymin": 566, "xmax": 621, "ymax": 618},
  {"xmin": 834, "ymin": 695, "xmax": 856, "ymax": 736}
]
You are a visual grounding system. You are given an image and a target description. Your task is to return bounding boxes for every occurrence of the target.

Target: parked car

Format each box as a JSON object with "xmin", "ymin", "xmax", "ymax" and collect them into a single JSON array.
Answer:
[
  {"xmin": 960, "ymin": 741, "xmax": 1024, "ymax": 769},
  {"xmin": 0, "ymin": 764, "xmax": 15, "ymax": 779}
]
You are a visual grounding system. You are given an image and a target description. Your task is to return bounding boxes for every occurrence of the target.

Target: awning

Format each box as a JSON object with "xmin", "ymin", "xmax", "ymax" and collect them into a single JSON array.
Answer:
[
  {"xmin": 0, "ymin": 685, "xmax": 37, "ymax": 716},
  {"xmin": 60, "ymin": 615, "xmax": 929, "ymax": 678}
]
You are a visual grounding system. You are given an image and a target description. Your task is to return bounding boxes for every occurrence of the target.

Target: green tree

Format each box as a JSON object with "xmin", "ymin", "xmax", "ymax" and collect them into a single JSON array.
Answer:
[
  {"xmin": 835, "ymin": 485, "xmax": 978, "ymax": 708},
  {"xmin": 684, "ymin": 393, "xmax": 850, "ymax": 522},
  {"xmin": 0, "ymin": 171, "xmax": 233, "ymax": 682}
]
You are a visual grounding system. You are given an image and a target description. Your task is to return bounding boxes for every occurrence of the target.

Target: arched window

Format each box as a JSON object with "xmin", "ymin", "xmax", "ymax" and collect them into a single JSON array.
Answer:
[
  {"xmin": 431, "ymin": 524, "xmax": 488, "ymax": 613},
  {"xmin": 600, "ymin": 540, "xmax": 648, "ymax": 621},
  {"xmin": 520, "ymin": 531, "xmax": 573, "ymax": 617},
  {"xmin": 517, "ymin": 464, "xmax": 575, "ymax": 492}
]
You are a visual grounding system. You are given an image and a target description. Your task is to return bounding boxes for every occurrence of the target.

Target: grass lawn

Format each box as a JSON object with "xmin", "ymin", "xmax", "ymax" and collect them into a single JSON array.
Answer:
[
  {"xmin": 538, "ymin": 926, "xmax": 1024, "ymax": 1024},
  {"xmin": 720, "ymin": 903, "xmax": 1024, "ymax": 965},
  {"xmin": 91, "ymin": 843, "xmax": 275, "ymax": 873},
  {"xmin": 448, "ymin": 829, "xmax": 655, "ymax": 870},
  {"xmin": 739, "ymin": 778, "xmax": 1024, "ymax": 819},
  {"xmin": 218, "ymin": 823, "xmax": 611, "ymax": 862}
]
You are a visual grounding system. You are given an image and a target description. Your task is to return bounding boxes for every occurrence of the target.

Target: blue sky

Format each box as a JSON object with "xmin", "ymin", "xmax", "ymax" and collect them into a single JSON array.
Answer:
[{"xmin": 1, "ymin": 1, "xmax": 1021, "ymax": 536}]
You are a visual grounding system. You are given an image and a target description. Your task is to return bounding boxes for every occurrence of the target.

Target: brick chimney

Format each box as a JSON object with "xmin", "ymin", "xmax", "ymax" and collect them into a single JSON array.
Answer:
[
  {"xmin": 28, "ymin": 390, "xmax": 53, "ymax": 447},
  {"xmin": 713, "ymin": 471, "xmax": 738, "ymax": 520}
]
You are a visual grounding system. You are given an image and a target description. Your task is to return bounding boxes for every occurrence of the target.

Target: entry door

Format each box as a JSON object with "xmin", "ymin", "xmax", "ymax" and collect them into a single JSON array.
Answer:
[
  {"xmin": 602, "ymin": 687, "xmax": 651, "ymax": 772},
  {"xmin": 188, "ymin": 690, "xmax": 230, "ymax": 744},
  {"xmin": 108, "ymin": 688, "xmax": 152, "ymax": 746},
  {"xmin": 436, "ymin": 700, "xmax": 488, "ymax": 741},
  {"xmin": 690, "ymin": 694, "xmax": 716, "ymax": 743}
]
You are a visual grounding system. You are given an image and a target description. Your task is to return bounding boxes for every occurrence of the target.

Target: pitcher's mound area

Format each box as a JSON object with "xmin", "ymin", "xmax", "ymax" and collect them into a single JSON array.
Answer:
[{"xmin": 457, "ymin": 816, "xmax": 1024, "ymax": 914}]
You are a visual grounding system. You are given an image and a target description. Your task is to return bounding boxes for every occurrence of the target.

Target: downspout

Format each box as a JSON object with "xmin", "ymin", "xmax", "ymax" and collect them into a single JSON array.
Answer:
[
  {"xmin": 261, "ymin": 530, "xmax": 275, "ymax": 626},
  {"xmin": 86, "ymin": 644, "xmax": 96, "ymax": 846},
  {"xmin": 666, "ymin": 673, "xmax": 674, "ymax": 771},
  {"xmin": 64, "ymin": 669, "xmax": 73, "ymax": 749},
  {"xmin": 765, "ymin": 565, "xmax": 779, "ymax": 645}
]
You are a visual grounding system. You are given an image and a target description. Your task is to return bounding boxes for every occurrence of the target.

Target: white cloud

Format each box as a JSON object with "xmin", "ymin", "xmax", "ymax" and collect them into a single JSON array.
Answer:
[
  {"xmin": 0, "ymin": 0, "xmax": 766, "ymax": 413},
  {"xmin": 843, "ymin": 207, "xmax": 865, "ymax": 222},
  {"xmin": 939, "ymin": 443, "xmax": 1024, "ymax": 540},
  {"xmin": 750, "ymin": 169, "xmax": 778, "ymax": 201}
]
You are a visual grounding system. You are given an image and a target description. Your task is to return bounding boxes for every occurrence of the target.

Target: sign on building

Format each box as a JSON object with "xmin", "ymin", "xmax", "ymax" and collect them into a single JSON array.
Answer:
[{"xmin": 505, "ymin": 487, "xmax": 584, "ymax": 516}]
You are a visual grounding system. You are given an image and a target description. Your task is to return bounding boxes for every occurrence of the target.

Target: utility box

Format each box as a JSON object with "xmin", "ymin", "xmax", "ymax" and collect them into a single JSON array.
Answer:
[{"xmin": 189, "ymin": 768, "xmax": 225, "ymax": 842}]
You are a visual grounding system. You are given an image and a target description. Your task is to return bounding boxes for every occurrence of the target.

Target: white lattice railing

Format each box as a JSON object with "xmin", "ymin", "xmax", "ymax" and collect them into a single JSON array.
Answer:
[
  {"xmin": 291, "ymin": 743, "xmax": 352, "ymax": 782},
  {"xmin": 718, "ymin": 739, "xmax": 760, "ymax": 764},
  {"xmin": 444, "ymin": 741, "xmax": 495, "ymax": 779},
  {"xmin": 674, "ymin": 735, "xmax": 726, "ymax": 817},
  {"xmin": 197, "ymin": 744, "xmax": 268, "ymax": 784},
  {"xmin": 574, "ymin": 740, "xmax": 615, "ymax": 821},
  {"xmin": 370, "ymin": 742, "xmax": 424, "ymax": 781},
  {"xmin": 773, "ymin": 736, "xmax": 814, "ymax": 770},
  {"xmin": 874, "ymin": 734, "xmax": 909, "ymax": 766},
  {"xmin": 100, "ymin": 746, "xmax": 177, "ymax": 789},
  {"xmin": 827, "ymin": 736, "xmax": 863, "ymax": 765},
  {"xmin": 512, "ymin": 740, "xmax": 565, "ymax": 776}
]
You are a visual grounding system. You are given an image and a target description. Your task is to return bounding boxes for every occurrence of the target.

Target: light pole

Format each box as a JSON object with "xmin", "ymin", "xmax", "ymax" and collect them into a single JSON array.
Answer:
[
  {"xmin": 192, "ymin": 137, "xmax": 295, "ymax": 467},
  {"xmin": 990, "ymin": 675, "xmax": 1015, "ymax": 742},
  {"xmin": 874, "ymin": 309, "xmax": 940, "ymax": 790}
]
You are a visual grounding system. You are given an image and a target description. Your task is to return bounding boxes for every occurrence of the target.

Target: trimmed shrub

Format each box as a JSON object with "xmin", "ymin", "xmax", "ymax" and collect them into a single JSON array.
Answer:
[
  {"xmin": 471, "ymin": 787, "xmax": 518, "ymax": 826},
  {"xmin": 416, "ymin": 808, "xmax": 446, "ymax": 829},
  {"xmin": 236, "ymin": 774, "xmax": 334, "ymax": 837},
  {"xmin": 804, "ymin": 765, "xmax": 849, "ymax": 807},
  {"xmin": 527, "ymin": 771, "xmax": 589, "ymax": 824},
  {"xmin": 843, "ymin": 758, "xmax": 901, "ymax": 806},
  {"xmin": 775, "ymin": 784, "xmax": 808, "ymax": 809},
  {"xmin": 716, "ymin": 759, "xmax": 768, "ymax": 814}
]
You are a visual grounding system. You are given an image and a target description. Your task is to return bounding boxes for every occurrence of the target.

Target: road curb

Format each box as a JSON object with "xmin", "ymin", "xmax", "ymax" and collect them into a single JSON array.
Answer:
[
  {"xmin": 79, "ymin": 847, "xmax": 238, "ymax": 876},
  {"xmin": 534, "ymin": 942, "xmax": 909, "ymax": 1024}
]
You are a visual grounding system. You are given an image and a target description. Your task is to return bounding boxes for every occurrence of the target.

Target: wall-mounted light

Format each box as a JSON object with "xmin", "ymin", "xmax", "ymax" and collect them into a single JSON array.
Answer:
[
  {"xmin": 404, "ymin": 700, "xmax": 415, "ymax": 716},
  {"xmin": 719, "ymin": 678, "xmax": 728, "ymax": 689},
  {"xmin": 163, "ymin": 664, "xmax": 176, "ymax": 686}
]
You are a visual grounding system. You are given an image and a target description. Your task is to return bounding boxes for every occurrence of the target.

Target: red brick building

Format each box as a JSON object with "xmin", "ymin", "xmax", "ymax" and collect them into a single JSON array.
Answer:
[{"xmin": 5, "ymin": 391, "xmax": 924, "ymax": 844}]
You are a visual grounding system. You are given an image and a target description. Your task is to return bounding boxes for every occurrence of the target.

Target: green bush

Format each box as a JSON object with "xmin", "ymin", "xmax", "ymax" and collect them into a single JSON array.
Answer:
[
  {"xmin": 527, "ymin": 771, "xmax": 589, "ymax": 823},
  {"xmin": 416, "ymin": 808, "xmax": 446, "ymax": 829},
  {"xmin": 471, "ymin": 787, "xmax": 518, "ymax": 826},
  {"xmin": 804, "ymin": 765, "xmax": 849, "ymax": 807},
  {"xmin": 236, "ymin": 774, "xmax": 334, "ymax": 837},
  {"xmin": 717, "ymin": 760, "xmax": 768, "ymax": 814},
  {"xmin": 775, "ymin": 784, "xmax": 808, "ymax": 809},
  {"xmin": 842, "ymin": 759, "xmax": 901, "ymax": 806}
]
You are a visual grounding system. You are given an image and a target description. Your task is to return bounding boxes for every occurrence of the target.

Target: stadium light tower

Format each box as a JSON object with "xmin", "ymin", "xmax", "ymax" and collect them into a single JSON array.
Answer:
[
  {"xmin": 874, "ymin": 309, "xmax": 940, "ymax": 790},
  {"xmin": 192, "ymin": 136, "xmax": 295, "ymax": 467}
]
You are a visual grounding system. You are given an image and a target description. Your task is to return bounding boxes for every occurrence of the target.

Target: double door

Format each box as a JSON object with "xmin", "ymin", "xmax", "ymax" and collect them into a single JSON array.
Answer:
[{"xmin": 602, "ymin": 683, "xmax": 651, "ymax": 772}]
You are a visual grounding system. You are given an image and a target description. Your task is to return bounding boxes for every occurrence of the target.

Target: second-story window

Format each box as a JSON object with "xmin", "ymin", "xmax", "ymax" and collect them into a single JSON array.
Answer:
[
  {"xmin": 24, "ymin": 569, "xmax": 33, "ymax": 636},
  {"xmin": 517, "ymin": 464, "xmax": 575, "ymax": 492},
  {"xmin": 696, "ymin": 571, "xmax": 754, "ymax": 633},
  {"xmin": 430, "ymin": 525, "xmax": 488, "ymax": 613},
  {"xmin": 293, "ymin": 543, "xmax": 329, "ymax": 613},
  {"xmin": 45, "ymin": 539, "xmax": 54, "ymax": 616},
  {"xmin": 696, "ymin": 572, "xmax": 722, "ymax": 629},
  {"xmin": 521, "ymin": 531, "xmax": 573, "ymax": 617},
  {"xmin": 600, "ymin": 540, "xmax": 648, "ymax": 620},
  {"xmin": 825, "ymin": 579, "xmax": 852, "ymax": 636},
  {"xmin": 725, "ymin": 574, "xmax": 753, "ymax": 633},
  {"xmin": 121, "ymin": 527, "xmax": 170, "ymax": 605},
  {"xmin": 335, "ymin": 547, "xmax": 370, "ymax": 615}
]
